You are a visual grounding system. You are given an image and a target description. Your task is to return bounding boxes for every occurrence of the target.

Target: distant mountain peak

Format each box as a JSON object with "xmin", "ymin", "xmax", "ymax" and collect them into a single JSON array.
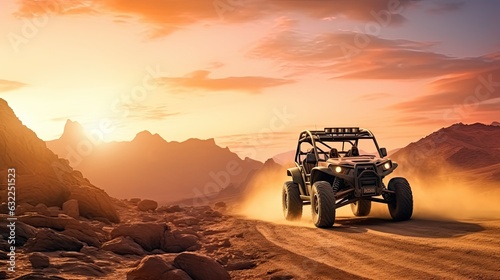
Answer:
[
  {"xmin": 132, "ymin": 130, "xmax": 166, "ymax": 143},
  {"xmin": 61, "ymin": 119, "xmax": 86, "ymax": 140},
  {"xmin": 492, "ymin": 121, "xmax": 500, "ymax": 127}
]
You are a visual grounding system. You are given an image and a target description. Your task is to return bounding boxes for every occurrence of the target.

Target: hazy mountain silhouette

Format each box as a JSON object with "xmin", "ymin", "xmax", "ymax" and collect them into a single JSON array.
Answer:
[
  {"xmin": 0, "ymin": 99, "xmax": 119, "ymax": 222},
  {"xmin": 46, "ymin": 120, "xmax": 263, "ymax": 204},
  {"xmin": 272, "ymin": 150, "xmax": 295, "ymax": 166},
  {"xmin": 391, "ymin": 123, "xmax": 500, "ymax": 182}
]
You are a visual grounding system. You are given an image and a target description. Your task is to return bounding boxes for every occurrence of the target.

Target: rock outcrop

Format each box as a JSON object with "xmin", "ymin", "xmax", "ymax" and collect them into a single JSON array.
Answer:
[{"xmin": 0, "ymin": 98, "xmax": 119, "ymax": 223}]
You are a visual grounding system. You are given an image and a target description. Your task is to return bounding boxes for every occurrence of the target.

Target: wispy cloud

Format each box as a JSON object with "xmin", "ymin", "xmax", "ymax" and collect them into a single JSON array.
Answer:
[
  {"xmin": 390, "ymin": 65, "xmax": 500, "ymax": 126},
  {"xmin": 121, "ymin": 104, "xmax": 180, "ymax": 121},
  {"xmin": 392, "ymin": 66, "xmax": 500, "ymax": 112},
  {"xmin": 0, "ymin": 79, "xmax": 26, "ymax": 93},
  {"xmin": 359, "ymin": 92, "xmax": 393, "ymax": 101},
  {"xmin": 157, "ymin": 70, "xmax": 294, "ymax": 94},
  {"xmin": 427, "ymin": 1, "xmax": 465, "ymax": 14},
  {"xmin": 249, "ymin": 25, "xmax": 497, "ymax": 80}
]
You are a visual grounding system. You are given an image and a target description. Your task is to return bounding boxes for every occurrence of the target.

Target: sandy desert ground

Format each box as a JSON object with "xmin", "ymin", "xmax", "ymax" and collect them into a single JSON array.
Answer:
[
  {"xmin": 228, "ymin": 171, "xmax": 500, "ymax": 279},
  {"xmin": 242, "ymin": 215, "xmax": 500, "ymax": 279},
  {"xmin": 6, "ymin": 199, "xmax": 500, "ymax": 280}
]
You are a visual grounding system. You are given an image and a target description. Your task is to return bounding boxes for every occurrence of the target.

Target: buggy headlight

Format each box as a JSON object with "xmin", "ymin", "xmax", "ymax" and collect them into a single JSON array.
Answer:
[
  {"xmin": 383, "ymin": 162, "xmax": 391, "ymax": 170},
  {"xmin": 335, "ymin": 166, "xmax": 342, "ymax": 173}
]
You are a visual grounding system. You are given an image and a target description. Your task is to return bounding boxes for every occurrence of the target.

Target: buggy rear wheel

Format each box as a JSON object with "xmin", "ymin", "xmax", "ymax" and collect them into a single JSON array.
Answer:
[
  {"xmin": 351, "ymin": 199, "xmax": 372, "ymax": 216},
  {"xmin": 282, "ymin": 181, "xmax": 303, "ymax": 221}
]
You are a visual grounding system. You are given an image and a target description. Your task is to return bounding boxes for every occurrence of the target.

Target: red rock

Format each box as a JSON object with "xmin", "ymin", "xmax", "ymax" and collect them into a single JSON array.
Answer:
[
  {"xmin": 0, "ymin": 219, "xmax": 37, "ymax": 246},
  {"xmin": 164, "ymin": 269, "xmax": 192, "ymax": 280},
  {"xmin": 58, "ymin": 261, "xmax": 105, "ymax": 277},
  {"xmin": 62, "ymin": 199, "xmax": 80, "ymax": 219},
  {"xmin": 68, "ymin": 184, "xmax": 120, "ymax": 223},
  {"xmin": 111, "ymin": 222, "xmax": 168, "ymax": 251},
  {"xmin": 174, "ymin": 252, "xmax": 230, "ymax": 280},
  {"xmin": 226, "ymin": 260, "xmax": 257, "ymax": 271},
  {"xmin": 28, "ymin": 252, "xmax": 50, "ymax": 268},
  {"xmin": 101, "ymin": 236, "xmax": 145, "ymax": 256},
  {"xmin": 14, "ymin": 273, "xmax": 67, "ymax": 279},
  {"xmin": 162, "ymin": 230, "xmax": 201, "ymax": 253},
  {"xmin": 129, "ymin": 198, "xmax": 141, "ymax": 204},
  {"xmin": 126, "ymin": 255, "xmax": 176, "ymax": 280},
  {"xmin": 138, "ymin": 199, "xmax": 158, "ymax": 211},
  {"xmin": 25, "ymin": 228, "xmax": 83, "ymax": 252}
]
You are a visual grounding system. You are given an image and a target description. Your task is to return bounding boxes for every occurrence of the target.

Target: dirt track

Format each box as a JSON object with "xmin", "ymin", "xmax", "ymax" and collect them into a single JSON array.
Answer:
[{"xmin": 230, "ymin": 215, "xmax": 500, "ymax": 279}]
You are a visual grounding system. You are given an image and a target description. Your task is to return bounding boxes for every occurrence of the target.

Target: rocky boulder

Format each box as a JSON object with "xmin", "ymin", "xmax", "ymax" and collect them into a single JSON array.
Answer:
[
  {"xmin": 17, "ymin": 214, "xmax": 104, "ymax": 246},
  {"xmin": 62, "ymin": 199, "xmax": 79, "ymax": 219},
  {"xmin": 129, "ymin": 198, "xmax": 141, "ymax": 205},
  {"xmin": 0, "ymin": 218, "xmax": 37, "ymax": 246},
  {"xmin": 137, "ymin": 199, "xmax": 158, "ymax": 212},
  {"xmin": 57, "ymin": 261, "xmax": 106, "ymax": 277},
  {"xmin": 111, "ymin": 222, "xmax": 167, "ymax": 251},
  {"xmin": 28, "ymin": 252, "xmax": 50, "ymax": 269},
  {"xmin": 101, "ymin": 236, "xmax": 145, "ymax": 256},
  {"xmin": 69, "ymin": 184, "xmax": 120, "ymax": 223},
  {"xmin": 14, "ymin": 273, "xmax": 67, "ymax": 280},
  {"xmin": 61, "ymin": 224, "xmax": 102, "ymax": 248},
  {"xmin": 174, "ymin": 252, "xmax": 230, "ymax": 280},
  {"xmin": 162, "ymin": 230, "xmax": 201, "ymax": 253},
  {"xmin": 18, "ymin": 214, "xmax": 78, "ymax": 230},
  {"xmin": 126, "ymin": 255, "xmax": 176, "ymax": 280},
  {"xmin": 25, "ymin": 228, "xmax": 83, "ymax": 252}
]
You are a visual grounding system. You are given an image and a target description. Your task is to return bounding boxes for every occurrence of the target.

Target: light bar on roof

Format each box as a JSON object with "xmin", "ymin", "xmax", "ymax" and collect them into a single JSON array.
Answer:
[{"xmin": 324, "ymin": 127, "xmax": 360, "ymax": 135}]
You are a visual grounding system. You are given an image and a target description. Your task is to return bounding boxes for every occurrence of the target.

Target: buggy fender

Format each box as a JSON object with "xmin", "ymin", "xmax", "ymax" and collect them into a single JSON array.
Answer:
[
  {"xmin": 310, "ymin": 167, "xmax": 335, "ymax": 186},
  {"xmin": 287, "ymin": 167, "xmax": 306, "ymax": 195}
]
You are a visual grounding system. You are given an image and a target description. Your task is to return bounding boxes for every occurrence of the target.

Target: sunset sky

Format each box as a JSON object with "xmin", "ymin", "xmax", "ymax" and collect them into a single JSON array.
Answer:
[{"xmin": 1, "ymin": 0, "xmax": 499, "ymax": 160}]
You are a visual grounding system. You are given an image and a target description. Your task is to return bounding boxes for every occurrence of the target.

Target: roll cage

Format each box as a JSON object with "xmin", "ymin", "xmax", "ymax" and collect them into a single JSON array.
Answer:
[{"xmin": 294, "ymin": 127, "xmax": 387, "ymax": 169}]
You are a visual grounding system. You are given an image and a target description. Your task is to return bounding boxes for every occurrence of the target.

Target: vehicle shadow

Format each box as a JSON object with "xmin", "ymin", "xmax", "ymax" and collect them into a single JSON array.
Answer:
[{"xmin": 330, "ymin": 216, "xmax": 484, "ymax": 238}]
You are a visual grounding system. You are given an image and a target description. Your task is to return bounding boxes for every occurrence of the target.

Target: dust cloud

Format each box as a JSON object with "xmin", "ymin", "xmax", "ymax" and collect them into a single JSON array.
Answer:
[
  {"xmin": 237, "ymin": 168, "xmax": 293, "ymax": 223},
  {"xmin": 398, "ymin": 173, "xmax": 500, "ymax": 220},
  {"xmin": 238, "ymin": 164, "xmax": 500, "ymax": 224}
]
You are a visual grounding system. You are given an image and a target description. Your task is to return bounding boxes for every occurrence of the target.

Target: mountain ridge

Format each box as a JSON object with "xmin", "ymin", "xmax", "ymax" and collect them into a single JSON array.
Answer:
[
  {"xmin": 391, "ymin": 122, "xmax": 500, "ymax": 182},
  {"xmin": 46, "ymin": 120, "xmax": 263, "ymax": 203}
]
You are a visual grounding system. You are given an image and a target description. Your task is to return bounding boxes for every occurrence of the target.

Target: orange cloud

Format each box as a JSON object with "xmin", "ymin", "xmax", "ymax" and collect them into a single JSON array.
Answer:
[
  {"xmin": 393, "ymin": 67, "xmax": 500, "ymax": 111},
  {"xmin": 120, "ymin": 104, "xmax": 180, "ymax": 121},
  {"xmin": 250, "ymin": 23, "xmax": 500, "ymax": 79},
  {"xmin": 359, "ymin": 93, "xmax": 393, "ymax": 101},
  {"xmin": 391, "ymin": 65, "xmax": 500, "ymax": 125},
  {"xmin": 15, "ymin": 0, "xmax": 95, "ymax": 17},
  {"xmin": 0, "ymin": 79, "xmax": 26, "ymax": 92},
  {"xmin": 157, "ymin": 70, "xmax": 294, "ymax": 94},
  {"xmin": 14, "ymin": 0, "xmax": 419, "ymax": 37}
]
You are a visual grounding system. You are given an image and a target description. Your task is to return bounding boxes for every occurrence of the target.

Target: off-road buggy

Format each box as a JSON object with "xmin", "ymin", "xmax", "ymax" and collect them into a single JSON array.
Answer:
[{"xmin": 282, "ymin": 127, "xmax": 413, "ymax": 228}]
